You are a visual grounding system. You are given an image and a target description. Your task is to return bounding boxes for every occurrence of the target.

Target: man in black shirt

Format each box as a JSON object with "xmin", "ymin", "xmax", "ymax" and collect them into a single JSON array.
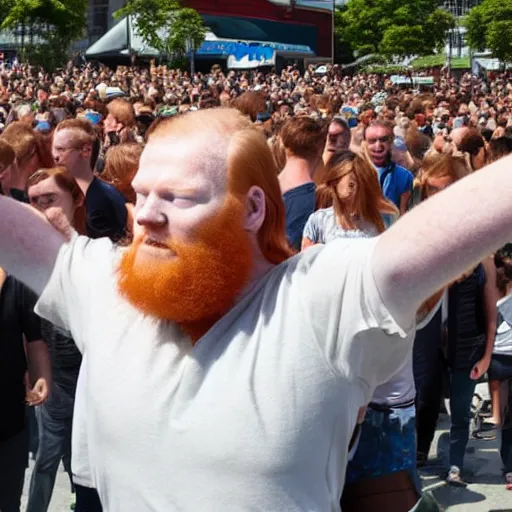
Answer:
[
  {"xmin": 0, "ymin": 268, "xmax": 51, "ymax": 512},
  {"xmin": 52, "ymin": 118, "xmax": 127, "ymax": 241}
]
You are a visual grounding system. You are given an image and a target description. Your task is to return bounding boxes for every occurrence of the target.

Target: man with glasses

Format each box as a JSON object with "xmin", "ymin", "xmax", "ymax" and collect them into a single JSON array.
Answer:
[
  {"xmin": 365, "ymin": 121, "xmax": 413, "ymax": 215},
  {"xmin": 52, "ymin": 118, "xmax": 127, "ymax": 240}
]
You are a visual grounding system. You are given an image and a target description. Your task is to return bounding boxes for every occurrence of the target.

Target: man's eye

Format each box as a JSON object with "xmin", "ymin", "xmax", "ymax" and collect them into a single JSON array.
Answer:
[{"xmin": 173, "ymin": 197, "xmax": 194, "ymax": 208}]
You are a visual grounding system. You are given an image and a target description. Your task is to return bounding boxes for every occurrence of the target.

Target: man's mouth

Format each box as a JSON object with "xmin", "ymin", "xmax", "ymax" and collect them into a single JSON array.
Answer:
[{"xmin": 144, "ymin": 238, "xmax": 169, "ymax": 249}]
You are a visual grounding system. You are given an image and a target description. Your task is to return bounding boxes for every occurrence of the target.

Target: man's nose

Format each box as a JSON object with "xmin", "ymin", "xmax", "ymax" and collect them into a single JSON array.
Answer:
[{"xmin": 136, "ymin": 197, "xmax": 167, "ymax": 229}]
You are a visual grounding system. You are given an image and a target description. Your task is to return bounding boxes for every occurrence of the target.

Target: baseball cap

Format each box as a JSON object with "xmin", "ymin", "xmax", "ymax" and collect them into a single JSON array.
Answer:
[
  {"xmin": 35, "ymin": 121, "xmax": 51, "ymax": 132},
  {"xmin": 256, "ymin": 112, "xmax": 271, "ymax": 122},
  {"xmin": 84, "ymin": 111, "xmax": 103, "ymax": 125}
]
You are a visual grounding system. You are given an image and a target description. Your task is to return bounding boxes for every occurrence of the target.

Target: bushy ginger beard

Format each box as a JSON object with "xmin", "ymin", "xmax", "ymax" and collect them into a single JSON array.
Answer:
[{"xmin": 117, "ymin": 196, "xmax": 254, "ymax": 340}]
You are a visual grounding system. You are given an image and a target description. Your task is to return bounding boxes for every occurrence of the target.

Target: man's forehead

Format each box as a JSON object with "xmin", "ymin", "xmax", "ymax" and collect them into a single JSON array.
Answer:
[
  {"xmin": 53, "ymin": 129, "xmax": 71, "ymax": 142},
  {"xmin": 366, "ymin": 125, "xmax": 389, "ymax": 137},
  {"xmin": 137, "ymin": 134, "xmax": 228, "ymax": 190},
  {"xmin": 28, "ymin": 177, "xmax": 57, "ymax": 195}
]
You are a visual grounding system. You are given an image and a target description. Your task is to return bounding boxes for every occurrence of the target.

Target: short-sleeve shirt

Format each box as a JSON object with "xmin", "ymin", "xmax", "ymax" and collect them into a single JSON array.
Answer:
[
  {"xmin": 376, "ymin": 163, "xmax": 414, "ymax": 208},
  {"xmin": 85, "ymin": 177, "xmax": 127, "ymax": 241},
  {"xmin": 303, "ymin": 207, "xmax": 412, "ymax": 406},
  {"xmin": 283, "ymin": 182, "xmax": 316, "ymax": 250},
  {"xmin": 1, "ymin": 276, "xmax": 41, "ymax": 441},
  {"xmin": 303, "ymin": 207, "xmax": 384, "ymax": 244},
  {"xmin": 36, "ymin": 236, "xmax": 414, "ymax": 510}
]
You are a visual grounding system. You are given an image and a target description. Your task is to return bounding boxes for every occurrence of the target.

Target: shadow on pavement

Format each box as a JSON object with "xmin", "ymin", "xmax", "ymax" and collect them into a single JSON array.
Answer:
[{"xmin": 429, "ymin": 485, "xmax": 486, "ymax": 508}]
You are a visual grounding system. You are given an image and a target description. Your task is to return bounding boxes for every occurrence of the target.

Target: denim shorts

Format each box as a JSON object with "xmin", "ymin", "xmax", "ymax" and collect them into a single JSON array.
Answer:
[
  {"xmin": 345, "ymin": 403, "xmax": 419, "ymax": 491},
  {"xmin": 488, "ymin": 353, "xmax": 512, "ymax": 381}
]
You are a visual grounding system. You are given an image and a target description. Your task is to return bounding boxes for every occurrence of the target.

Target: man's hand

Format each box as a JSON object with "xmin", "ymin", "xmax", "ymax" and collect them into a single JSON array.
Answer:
[
  {"xmin": 44, "ymin": 207, "xmax": 74, "ymax": 241},
  {"xmin": 26, "ymin": 377, "xmax": 49, "ymax": 406},
  {"xmin": 471, "ymin": 355, "xmax": 491, "ymax": 381}
]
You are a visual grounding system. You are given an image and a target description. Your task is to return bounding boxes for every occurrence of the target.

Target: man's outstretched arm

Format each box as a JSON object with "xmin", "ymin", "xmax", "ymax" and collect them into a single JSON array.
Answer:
[
  {"xmin": 374, "ymin": 153, "xmax": 512, "ymax": 329},
  {"xmin": 0, "ymin": 195, "xmax": 66, "ymax": 295}
]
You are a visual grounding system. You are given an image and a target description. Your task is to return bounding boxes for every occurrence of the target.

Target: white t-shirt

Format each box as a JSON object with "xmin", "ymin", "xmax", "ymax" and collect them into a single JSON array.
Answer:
[
  {"xmin": 494, "ymin": 294, "xmax": 512, "ymax": 356},
  {"xmin": 70, "ymin": 354, "xmax": 92, "ymax": 486},
  {"xmin": 35, "ymin": 235, "xmax": 414, "ymax": 511}
]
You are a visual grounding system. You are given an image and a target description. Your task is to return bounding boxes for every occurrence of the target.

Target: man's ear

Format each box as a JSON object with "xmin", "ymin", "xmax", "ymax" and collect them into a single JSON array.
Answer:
[
  {"xmin": 81, "ymin": 143, "xmax": 92, "ymax": 161},
  {"xmin": 244, "ymin": 186, "xmax": 266, "ymax": 233}
]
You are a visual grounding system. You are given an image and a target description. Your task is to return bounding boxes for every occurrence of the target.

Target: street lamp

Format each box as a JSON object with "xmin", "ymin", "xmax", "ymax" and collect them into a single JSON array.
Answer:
[{"xmin": 185, "ymin": 37, "xmax": 195, "ymax": 76}]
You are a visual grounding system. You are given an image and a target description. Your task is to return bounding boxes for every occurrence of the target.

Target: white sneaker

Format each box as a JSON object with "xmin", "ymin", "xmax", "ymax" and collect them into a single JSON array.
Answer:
[{"xmin": 446, "ymin": 465, "xmax": 467, "ymax": 487}]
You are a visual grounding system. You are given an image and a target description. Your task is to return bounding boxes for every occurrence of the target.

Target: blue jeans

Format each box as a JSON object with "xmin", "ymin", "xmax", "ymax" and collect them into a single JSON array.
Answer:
[
  {"xmin": 26, "ymin": 382, "xmax": 74, "ymax": 512},
  {"xmin": 449, "ymin": 369, "xmax": 477, "ymax": 469},
  {"xmin": 345, "ymin": 404, "xmax": 419, "ymax": 492}
]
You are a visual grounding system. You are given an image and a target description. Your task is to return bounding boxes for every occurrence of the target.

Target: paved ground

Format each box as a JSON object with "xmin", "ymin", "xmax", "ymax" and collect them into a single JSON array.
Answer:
[
  {"xmin": 420, "ymin": 413, "xmax": 511, "ymax": 511},
  {"xmin": 21, "ymin": 384, "xmax": 512, "ymax": 511},
  {"xmin": 21, "ymin": 460, "xmax": 72, "ymax": 512}
]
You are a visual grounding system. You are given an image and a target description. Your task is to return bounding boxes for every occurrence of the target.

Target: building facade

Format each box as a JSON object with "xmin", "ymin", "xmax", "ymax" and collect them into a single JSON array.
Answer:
[
  {"xmin": 87, "ymin": 0, "xmax": 334, "ymax": 58},
  {"xmin": 441, "ymin": 0, "xmax": 481, "ymax": 17}
]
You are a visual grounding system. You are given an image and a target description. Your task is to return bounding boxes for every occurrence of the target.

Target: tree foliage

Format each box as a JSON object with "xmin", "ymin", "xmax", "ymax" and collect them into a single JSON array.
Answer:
[
  {"xmin": 336, "ymin": 0, "xmax": 455, "ymax": 58},
  {"xmin": 0, "ymin": 0, "xmax": 87, "ymax": 42},
  {"xmin": 0, "ymin": 0, "xmax": 87, "ymax": 70},
  {"xmin": 115, "ymin": 0, "xmax": 207, "ymax": 59},
  {"xmin": 465, "ymin": 0, "xmax": 512, "ymax": 62}
]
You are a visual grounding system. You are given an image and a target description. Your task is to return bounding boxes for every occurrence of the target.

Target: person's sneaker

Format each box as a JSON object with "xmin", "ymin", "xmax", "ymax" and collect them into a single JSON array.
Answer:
[
  {"xmin": 446, "ymin": 465, "xmax": 467, "ymax": 487},
  {"xmin": 506, "ymin": 472, "xmax": 512, "ymax": 491},
  {"xmin": 417, "ymin": 452, "xmax": 428, "ymax": 468}
]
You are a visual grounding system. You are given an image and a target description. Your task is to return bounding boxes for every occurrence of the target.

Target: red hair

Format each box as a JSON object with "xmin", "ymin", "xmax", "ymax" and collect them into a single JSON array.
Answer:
[
  {"xmin": 2, "ymin": 121, "xmax": 54, "ymax": 168},
  {"xmin": 316, "ymin": 150, "xmax": 397, "ymax": 233},
  {"xmin": 148, "ymin": 108, "xmax": 294, "ymax": 264},
  {"xmin": 102, "ymin": 143, "xmax": 141, "ymax": 203}
]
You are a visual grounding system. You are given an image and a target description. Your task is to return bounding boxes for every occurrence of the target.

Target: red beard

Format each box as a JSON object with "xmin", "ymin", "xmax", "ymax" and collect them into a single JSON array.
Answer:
[{"xmin": 117, "ymin": 196, "xmax": 254, "ymax": 341}]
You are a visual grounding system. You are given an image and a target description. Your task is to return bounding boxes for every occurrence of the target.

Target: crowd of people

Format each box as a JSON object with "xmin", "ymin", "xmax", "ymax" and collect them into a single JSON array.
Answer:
[{"xmin": 1, "ymin": 58, "xmax": 512, "ymax": 512}]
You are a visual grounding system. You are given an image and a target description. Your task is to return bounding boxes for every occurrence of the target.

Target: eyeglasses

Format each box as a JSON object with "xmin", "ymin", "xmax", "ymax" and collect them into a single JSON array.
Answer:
[{"xmin": 366, "ymin": 136, "xmax": 392, "ymax": 145}]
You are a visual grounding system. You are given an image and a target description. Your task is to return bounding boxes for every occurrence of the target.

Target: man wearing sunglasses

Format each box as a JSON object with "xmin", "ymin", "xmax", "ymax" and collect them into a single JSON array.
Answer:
[{"xmin": 365, "ymin": 121, "xmax": 413, "ymax": 215}]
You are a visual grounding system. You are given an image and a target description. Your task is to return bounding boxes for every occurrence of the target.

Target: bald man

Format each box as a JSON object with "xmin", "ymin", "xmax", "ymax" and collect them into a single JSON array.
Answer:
[{"xmin": 2, "ymin": 108, "xmax": 512, "ymax": 510}]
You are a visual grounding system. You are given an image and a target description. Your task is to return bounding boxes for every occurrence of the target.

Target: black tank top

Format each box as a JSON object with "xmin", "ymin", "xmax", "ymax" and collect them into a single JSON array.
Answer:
[{"xmin": 447, "ymin": 264, "xmax": 486, "ymax": 370}]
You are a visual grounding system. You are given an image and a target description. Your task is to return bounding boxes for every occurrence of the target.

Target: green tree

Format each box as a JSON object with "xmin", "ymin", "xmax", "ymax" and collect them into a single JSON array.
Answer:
[
  {"xmin": 1, "ymin": 0, "xmax": 87, "ymax": 40},
  {"xmin": 465, "ymin": 0, "xmax": 512, "ymax": 62},
  {"xmin": 335, "ymin": 0, "xmax": 455, "ymax": 58},
  {"xmin": 115, "ymin": 0, "xmax": 207, "ymax": 64},
  {"xmin": 0, "ymin": 0, "xmax": 87, "ymax": 68}
]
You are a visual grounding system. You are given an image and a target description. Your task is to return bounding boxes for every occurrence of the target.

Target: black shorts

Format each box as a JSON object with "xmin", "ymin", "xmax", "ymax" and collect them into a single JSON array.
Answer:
[{"xmin": 488, "ymin": 353, "xmax": 512, "ymax": 381}]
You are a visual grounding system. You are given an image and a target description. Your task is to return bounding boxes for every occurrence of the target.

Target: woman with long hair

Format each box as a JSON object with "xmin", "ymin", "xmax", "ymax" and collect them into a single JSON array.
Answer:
[
  {"xmin": 303, "ymin": 151, "xmax": 420, "ymax": 512},
  {"xmin": 409, "ymin": 150, "xmax": 469, "ymax": 210},
  {"xmin": 101, "ymin": 142, "xmax": 142, "ymax": 234},
  {"xmin": 413, "ymin": 152, "xmax": 470, "ymax": 469},
  {"xmin": 412, "ymin": 152, "xmax": 497, "ymax": 486},
  {"xmin": 302, "ymin": 150, "xmax": 397, "ymax": 249}
]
